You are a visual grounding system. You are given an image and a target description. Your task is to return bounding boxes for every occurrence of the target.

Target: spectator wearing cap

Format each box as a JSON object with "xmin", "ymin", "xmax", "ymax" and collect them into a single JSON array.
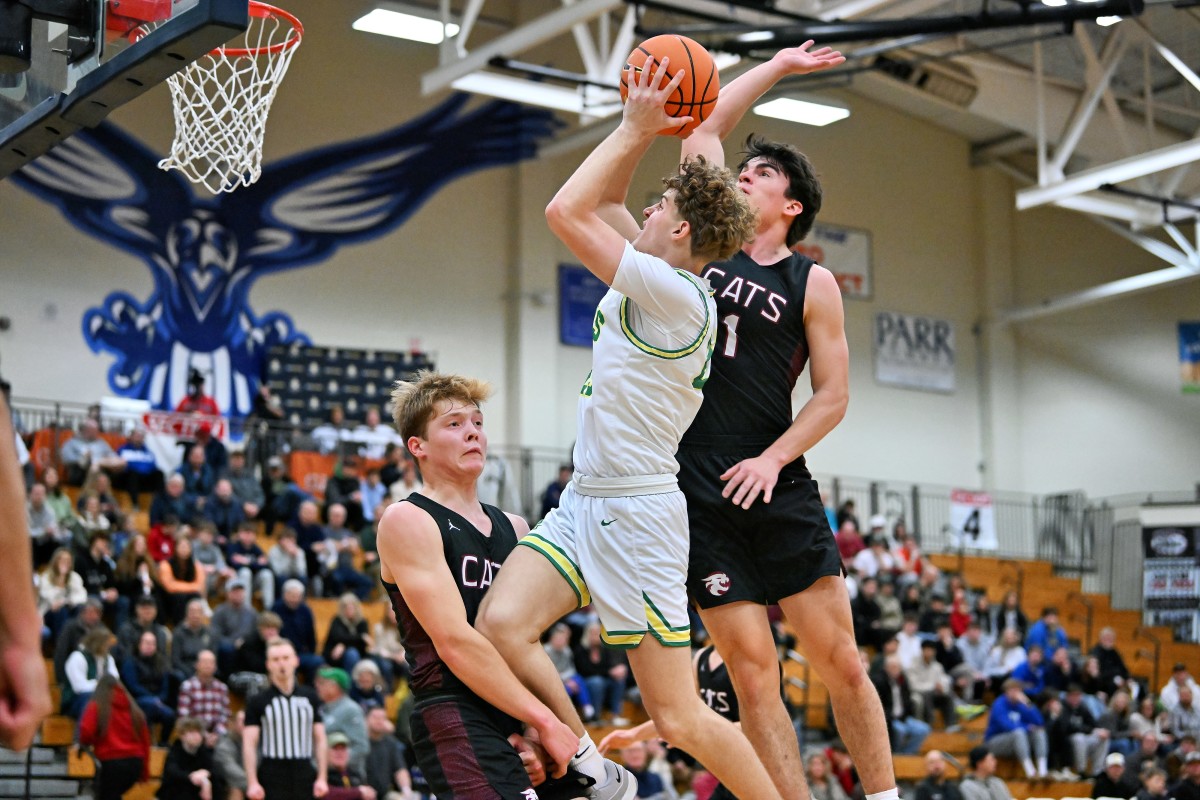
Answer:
[
  {"xmin": 1170, "ymin": 751, "xmax": 1200, "ymax": 800},
  {"xmin": 984, "ymin": 678, "xmax": 1049, "ymax": 779},
  {"xmin": 1025, "ymin": 607, "xmax": 1069, "ymax": 655},
  {"xmin": 960, "ymin": 747, "xmax": 1013, "ymax": 800},
  {"xmin": 317, "ymin": 666, "xmax": 369, "ymax": 776},
  {"xmin": 1163, "ymin": 664, "xmax": 1200, "ymax": 713},
  {"xmin": 326, "ymin": 731, "xmax": 375, "ymax": 800},
  {"xmin": 1093, "ymin": 752, "xmax": 1139, "ymax": 799},
  {"xmin": 915, "ymin": 750, "xmax": 963, "ymax": 800},
  {"xmin": 220, "ymin": 447, "xmax": 263, "ymax": 520},
  {"xmin": 160, "ymin": 716, "xmax": 223, "ymax": 800},
  {"xmin": 227, "ymin": 521, "xmax": 276, "ymax": 609},
  {"xmin": 211, "ymin": 577, "xmax": 258, "ymax": 677},
  {"xmin": 116, "ymin": 427, "xmax": 163, "ymax": 507},
  {"xmin": 177, "ymin": 650, "xmax": 230, "ymax": 746}
]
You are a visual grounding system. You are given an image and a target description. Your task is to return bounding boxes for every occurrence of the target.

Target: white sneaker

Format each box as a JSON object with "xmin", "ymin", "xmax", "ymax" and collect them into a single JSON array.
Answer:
[
  {"xmin": 610, "ymin": 716, "xmax": 631, "ymax": 727},
  {"xmin": 587, "ymin": 759, "xmax": 638, "ymax": 800}
]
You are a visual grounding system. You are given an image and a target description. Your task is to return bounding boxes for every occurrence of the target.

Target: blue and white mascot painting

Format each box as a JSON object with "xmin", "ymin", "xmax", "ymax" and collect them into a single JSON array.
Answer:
[{"xmin": 13, "ymin": 95, "xmax": 556, "ymax": 416}]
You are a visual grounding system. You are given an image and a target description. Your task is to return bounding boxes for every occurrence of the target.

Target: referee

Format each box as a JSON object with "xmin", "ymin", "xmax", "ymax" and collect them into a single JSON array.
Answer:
[{"xmin": 244, "ymin": 638, "xmax": 329, "ymax": 799}]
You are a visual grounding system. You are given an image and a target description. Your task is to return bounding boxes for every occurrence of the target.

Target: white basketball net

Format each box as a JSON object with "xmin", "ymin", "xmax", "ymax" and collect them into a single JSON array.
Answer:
[{"xmin": 158, "ymin": 5, "xmax": 302, "ymax": 194}]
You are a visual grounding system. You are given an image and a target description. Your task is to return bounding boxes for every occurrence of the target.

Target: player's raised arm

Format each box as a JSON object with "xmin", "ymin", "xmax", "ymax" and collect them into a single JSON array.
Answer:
[
  {"xmin": 376, "ymin": 503, "xmax": 578, "ymax": 774},
  {"xmin": 545, "ymin": 57, "xmax": 691, "ymax": 285},
  {"xmin": 682, "ymin": 42, "xmax": 846, "ymax": 168}
]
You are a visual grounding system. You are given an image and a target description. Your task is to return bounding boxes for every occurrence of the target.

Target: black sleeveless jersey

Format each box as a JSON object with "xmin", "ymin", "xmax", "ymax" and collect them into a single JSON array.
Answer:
[
  {"xmin": 381, "ymin": 492, "xmax": 519, "ymax": 699},
  {"xmin": 681, "ymin": 250, "xmax": 815, "ymax": 446},
  {"xmin": 696, "ymin": 645, "xmax": 739, "ymax": 722}
]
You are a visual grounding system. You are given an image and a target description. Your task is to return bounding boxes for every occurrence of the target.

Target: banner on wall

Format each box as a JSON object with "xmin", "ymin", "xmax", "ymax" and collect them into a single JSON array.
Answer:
[
  {"xmin": 873, "ymin": 311, "xmax": 956, "ymax": 393},
  {"xmin": 1140, "ymin": 520, "xmax": 1200, "ymax": 643},
  {"xmin": 794, "ymin": 222, "xmax": 873, "ymax": 300},
  {"xmin": 559, "ymin": 264, "xmax": 608, "ymax": 347},
  {"xmin": 1180, "ymin": 322, "xmax": 1200, "ymax": 394},
  {"xmin": 948, "ymin": 489, "xmax": 998, "ymax": 550},
  {"xmin": 264, "ymin": 344, "xmax": 434, "ymax": 430}
]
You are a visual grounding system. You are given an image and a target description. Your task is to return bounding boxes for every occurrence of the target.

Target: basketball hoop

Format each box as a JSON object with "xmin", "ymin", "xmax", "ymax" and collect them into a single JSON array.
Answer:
[{"xmin": 156, "ymin": 1, "xmax": 303, "ymax": 193}]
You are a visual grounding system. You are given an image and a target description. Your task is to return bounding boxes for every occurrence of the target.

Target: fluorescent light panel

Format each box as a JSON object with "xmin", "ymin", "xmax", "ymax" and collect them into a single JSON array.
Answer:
[
  {"xmin": 451, "ymin": 71, "xmax": 622, "ymax": 116},
  {"xmin": 1096, "ymin": 15, "xmax": 1122, "ymax": 25},
  {"xmin": 753, "ymin": 97, "xmax": 850, "ymax": 127},
  {"xmin": 353, "ymin": 8, "xmax": 460, "ymax": 45}
]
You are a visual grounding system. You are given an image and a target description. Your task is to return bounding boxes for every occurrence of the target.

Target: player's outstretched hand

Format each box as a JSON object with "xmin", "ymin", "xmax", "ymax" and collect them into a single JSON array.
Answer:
[
  {"xmin": 772, "ymin": 40, "xmax": 846, "ymax": 75},
  {"xmin": 534, "ymin": 717, "xmax": 580, "ymax": 779},
  {"xmin": 597, "ymin": 727, "xmax": 640, "ymax": 756},
  {"xmin": 622, "ymin": 56, "xmax": 692, "ymax": 135},
  {"xmin": 313, "ymin": 777, "xmax": 329, "ymax": 797},
  {"xmin": 0, "ymin": 630, "xmax": 52, "ymax": 750},
  {"xmin": 720, "ymin": 454, "xmax": 783, "ymax": 509}
]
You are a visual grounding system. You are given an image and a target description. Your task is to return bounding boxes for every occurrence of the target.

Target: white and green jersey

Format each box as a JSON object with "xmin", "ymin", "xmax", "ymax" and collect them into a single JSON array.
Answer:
[{"xmin": 574, "ymin": 242, "xmax": 716, "ymax": 486}]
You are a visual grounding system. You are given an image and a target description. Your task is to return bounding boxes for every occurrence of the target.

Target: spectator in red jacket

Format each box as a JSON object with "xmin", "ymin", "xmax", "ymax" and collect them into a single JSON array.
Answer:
[{"xmin": 78, "ymin": 675, "xmax": 151, "ymax": 800}]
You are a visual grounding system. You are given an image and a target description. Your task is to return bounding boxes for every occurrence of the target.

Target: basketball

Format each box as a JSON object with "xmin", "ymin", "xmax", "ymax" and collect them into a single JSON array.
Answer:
[{"xmin": 620, "ymin": 34, "xmax": 719, "ymax": 137}]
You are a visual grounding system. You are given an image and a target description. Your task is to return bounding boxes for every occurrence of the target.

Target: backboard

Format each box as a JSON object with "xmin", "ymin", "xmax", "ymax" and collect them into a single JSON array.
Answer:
[{"xmin": 0, "ymin": 0, "xmax": 248, "ymax": 178}]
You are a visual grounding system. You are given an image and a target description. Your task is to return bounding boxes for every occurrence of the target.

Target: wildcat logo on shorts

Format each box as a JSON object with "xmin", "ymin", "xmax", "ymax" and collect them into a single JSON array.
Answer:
[
  {"xmin": 522, "ymin": 789, "xmax": 539, "ymax": 800},
  {"xmin": 704, "ymin": 572, "xmax": 732, "ymax": 596}
]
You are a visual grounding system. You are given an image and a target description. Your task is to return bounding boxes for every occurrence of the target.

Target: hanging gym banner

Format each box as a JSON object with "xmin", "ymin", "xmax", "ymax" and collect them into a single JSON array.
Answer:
[
  {"xmin": 948, "ymin": 489, "xmax": 998, "ymax": 550},
  {"xmin": 1140, "ymin": 506, "xmax": 1200, "ymax": 644},
  {"xmin": 794, "ymin": 222, "xmax": 873, "ymax": 300},
  {"xmin": 873, "ymin": 311, "xmax": 957, "ymax": 393},
  {"xmin": 1180, "ymin": 322, "xmax": 1200, "ymax": 394}
]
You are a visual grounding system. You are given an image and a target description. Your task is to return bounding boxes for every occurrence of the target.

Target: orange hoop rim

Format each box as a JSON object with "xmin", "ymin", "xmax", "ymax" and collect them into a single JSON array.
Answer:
[{"xmin": 217, "ymin": 1, "xmax": 303, "ymax": 58}]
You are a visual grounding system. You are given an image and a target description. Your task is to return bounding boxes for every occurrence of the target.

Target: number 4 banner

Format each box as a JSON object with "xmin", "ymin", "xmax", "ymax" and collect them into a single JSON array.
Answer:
[{"xmin": 949, "ymin": 489, "xmax": 998, "ymax": 550}]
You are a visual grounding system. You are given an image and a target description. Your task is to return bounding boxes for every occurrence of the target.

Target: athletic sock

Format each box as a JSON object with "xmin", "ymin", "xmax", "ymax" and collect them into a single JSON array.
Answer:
[
  {"xmin": 866, "ymin": 788, "xmax": 900, "ymax": 800},
  {"xmin": 1022, "ymin": 758, "xmax": 1037, "ymax": 777},
  {"xmin": 571, "ymin": 732, "xmax": 608, "ymax": 784}
]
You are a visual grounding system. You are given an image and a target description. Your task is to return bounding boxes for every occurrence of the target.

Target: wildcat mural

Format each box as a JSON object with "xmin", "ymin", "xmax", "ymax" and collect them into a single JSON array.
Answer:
[{"xmin": 13, "ymin": 94, "xmax": 557, "ymax": 416}]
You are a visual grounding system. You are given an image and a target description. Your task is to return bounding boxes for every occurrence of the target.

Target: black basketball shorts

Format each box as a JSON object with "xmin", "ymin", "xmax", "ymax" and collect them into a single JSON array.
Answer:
[
  {"xmin": 411, "ymin": 693, "xmax": 535, "ymax": 800},
  {"xmin": 678, "ymin": 443, "xmax": 842, "ymax": 610}
]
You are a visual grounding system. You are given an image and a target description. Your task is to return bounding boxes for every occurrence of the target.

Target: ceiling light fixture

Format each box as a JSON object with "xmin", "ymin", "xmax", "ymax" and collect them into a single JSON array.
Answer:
[
  {"xmin": 753, "ymin": 96, "xmax": 850, "ymax": 126},
  {"xmin": 450, "ymin": 71, "xmax": 623, "ymax": 116},
  {"xmin": 352, "ymin": 8, "xmax": 461, "ymax": 45}
]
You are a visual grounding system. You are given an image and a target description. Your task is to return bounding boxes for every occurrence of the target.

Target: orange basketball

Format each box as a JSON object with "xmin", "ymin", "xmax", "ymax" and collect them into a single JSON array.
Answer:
[{"xmin": 620, "ymin": 34, "xmax": 719, "ymax": 137}]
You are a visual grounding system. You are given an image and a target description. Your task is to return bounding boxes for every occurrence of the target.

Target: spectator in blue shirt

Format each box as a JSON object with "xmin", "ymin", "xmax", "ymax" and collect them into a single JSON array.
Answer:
[
  {"xmin": 1011, "ymin": 645, "xmax": 1049, "ymax": 700},
  {"xmin": 176, "ymin": 445, "xmax": 215, "ymax": 510},
  {"xmin": 985, "ymin": 678, "xmax": 1049, "ymax": 779},
  {"xmin": 1025, "ymin": 607, "xmax": 1069, "ymax": 655},
  {"xmin": 115, "ymin": 427, "xmax": 163, "ymax": 507}
]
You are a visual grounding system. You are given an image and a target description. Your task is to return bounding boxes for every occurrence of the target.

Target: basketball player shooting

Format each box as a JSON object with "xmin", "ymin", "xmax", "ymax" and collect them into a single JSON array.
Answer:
[
  {"xmin": 674, "ymin": 42, "xmax": 901, "ymax": 800},
  {"xmin": 477, "ymin": 57, "xmax": 782, "ymax": 799}
]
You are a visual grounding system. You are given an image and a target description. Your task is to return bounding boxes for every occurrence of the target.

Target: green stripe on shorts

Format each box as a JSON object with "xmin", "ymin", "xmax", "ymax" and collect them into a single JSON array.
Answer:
[{"xmin": 517, "ymin": 533, "xmax": 592, "ymax": 608}]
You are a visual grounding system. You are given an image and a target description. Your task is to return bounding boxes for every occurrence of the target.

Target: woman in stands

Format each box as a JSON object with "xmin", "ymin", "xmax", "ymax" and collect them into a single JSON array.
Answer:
[
  {"xmin": 64, "ymin": 626, "xmax": 120, "ymax": 718},
  {"xmin": 995, "ymin": 591, "xmax": 1029, "ymax": 640},
  {"xmin": 807, "ymin": 751, "xmax": 851, "ymax": 800},
  {"xmin": 41, "ymin": 465, "xmax": 75, "ymax": 527},
  {"xmin": 158, "ymin": 532, "xmax": 205, "ymax": 624},
  {"xmin": 78, "ymin": 674, "xmax": 151, "ymax": 800},
  {"xmin": 38, "ymin": 546, "xmax": 87, "ymax": 641},
  {"xmin": 114, "ymin": 533, "xmax": 163, "ymax": 612},
  {"xmin": 322, "ymin": 591, "xmax": 372, "ymax": 675},
  {"xmin": 120, "ymin": 629, "xmax": 178, "ymax": 742}
]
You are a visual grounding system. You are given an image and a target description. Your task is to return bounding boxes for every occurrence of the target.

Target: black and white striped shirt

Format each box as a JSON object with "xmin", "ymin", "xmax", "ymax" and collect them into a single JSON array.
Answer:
[{"xmin": 244, "ymin": 684, "xmax": 323, "ymax": 760}]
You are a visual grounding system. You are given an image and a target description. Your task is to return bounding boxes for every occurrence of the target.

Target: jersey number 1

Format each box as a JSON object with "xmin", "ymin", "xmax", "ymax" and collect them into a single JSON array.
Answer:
[{"xmin": 720, "ymin": 314, "xmax": 740, "ymax": 358}]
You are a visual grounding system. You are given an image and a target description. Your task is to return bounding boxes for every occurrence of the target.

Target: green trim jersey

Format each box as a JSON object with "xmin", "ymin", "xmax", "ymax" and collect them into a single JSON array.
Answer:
[{"xmin": 574, "ymin": 241, "xmax": 717, "ymax": 482}]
